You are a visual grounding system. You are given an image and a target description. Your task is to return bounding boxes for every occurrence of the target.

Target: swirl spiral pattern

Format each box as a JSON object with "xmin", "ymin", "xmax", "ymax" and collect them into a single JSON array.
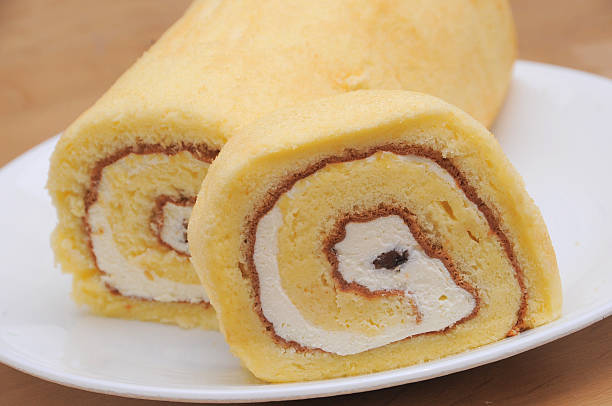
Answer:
[{"xmin": 189, "ymin": 91, "xmax": 562, "ymax": 381}]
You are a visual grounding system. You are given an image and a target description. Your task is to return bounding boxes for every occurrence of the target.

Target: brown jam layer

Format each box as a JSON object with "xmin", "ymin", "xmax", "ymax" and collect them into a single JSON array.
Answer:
[
  {"xmin": 323, "ymin": 205, "xmax": 479, "ymax": 325},
  {"xmin": 241, "ymin": 144, "xmax": 528, "ymax": 353},
  {"xmin": 150, "ymin": 195, "xmax": 196, "ymax": 257}
]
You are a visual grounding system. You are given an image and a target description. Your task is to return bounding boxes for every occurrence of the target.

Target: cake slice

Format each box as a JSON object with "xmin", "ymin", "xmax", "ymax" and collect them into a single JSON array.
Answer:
[{"xmin": 188, "ymin": 90, "xmax": 562, "ymax": 381}]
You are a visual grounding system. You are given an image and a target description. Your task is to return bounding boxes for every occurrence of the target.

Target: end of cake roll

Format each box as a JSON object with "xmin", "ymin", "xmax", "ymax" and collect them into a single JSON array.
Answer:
[
  {"xmin": 47, "ymin": 109, "xmax": 222, "ymax": 328},
  {"xmin": 188, "ymin": 90, "xmax": 561, "ymax": 382},
  {"xmin": 45, "ymin": 0, "xmax": 230, "ymax": 328}
]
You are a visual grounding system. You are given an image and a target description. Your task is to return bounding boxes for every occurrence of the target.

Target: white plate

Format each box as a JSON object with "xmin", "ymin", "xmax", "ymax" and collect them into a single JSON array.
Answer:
[{"xmin": 0, "ymin": 61, "xmax": 611, "ymax": 403}]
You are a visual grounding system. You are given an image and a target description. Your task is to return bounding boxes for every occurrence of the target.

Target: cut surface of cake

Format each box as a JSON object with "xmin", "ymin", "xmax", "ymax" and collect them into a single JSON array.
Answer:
[
  {"xmin": 188, "ymin": 90, "xmax": 562, "ymax": 381},
  {"xmin": 48, "ymin": 0, "xmax": 516, "ymax": 328}
]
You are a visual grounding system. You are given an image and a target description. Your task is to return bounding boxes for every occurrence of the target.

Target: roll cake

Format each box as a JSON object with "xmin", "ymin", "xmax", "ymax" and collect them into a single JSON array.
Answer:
[
  {"xmin": 188, "ymin": 90, "xmax": 562, "ymax": 381},
  {"xmin": 47, "ymin": 0, "xmax": 516, "ymax": 328}
]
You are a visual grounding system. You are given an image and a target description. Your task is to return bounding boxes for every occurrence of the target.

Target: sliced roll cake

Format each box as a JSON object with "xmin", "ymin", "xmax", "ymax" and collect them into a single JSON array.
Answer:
[
  {"xmin": 48, "ymin": 0, "xmax": 516, "ymax": 328},
  {"xmin": 188, "ymin": 90, "xmax": 561, "ymax": 381}
]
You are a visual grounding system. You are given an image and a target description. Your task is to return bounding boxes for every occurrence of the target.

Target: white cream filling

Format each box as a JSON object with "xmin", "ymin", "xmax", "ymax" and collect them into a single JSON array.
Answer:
[
  {"xmin": 253, "ymin": 154, "xmax": 475, "ymax": 355},
  {"xmin": 89, "ymin": 205, "xmax": 208, "ymax": 303},
  {"xmin": 335, "ymin": 215, "xmax": 474, "ymax": 328},
  {"xmin": 87, "ymin": 158, "xmax": 208, "ymax": 304},
  {"xmin": 160, "ymin": 202, "xmax": 192, "ymax": 255}
]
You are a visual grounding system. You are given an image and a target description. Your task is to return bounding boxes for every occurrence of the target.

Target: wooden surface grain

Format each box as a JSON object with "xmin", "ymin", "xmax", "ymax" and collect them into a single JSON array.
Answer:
[{"xmin": 0, "ymin": 1, "xmax": 610, "ymax": 405}]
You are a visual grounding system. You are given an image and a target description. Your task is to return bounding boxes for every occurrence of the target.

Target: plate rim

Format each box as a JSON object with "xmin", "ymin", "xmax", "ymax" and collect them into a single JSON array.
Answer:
[
  {"xmin": 2, "ymin": 303, "xmax": 611, "ymax": 403},
  {"xmin": 1, "ymin": 60, "xmax": 611, "ymax": 403}
]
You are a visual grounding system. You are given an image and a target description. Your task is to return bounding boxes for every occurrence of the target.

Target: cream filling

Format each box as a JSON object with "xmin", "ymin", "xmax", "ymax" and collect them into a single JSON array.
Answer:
[
  {"xmin": 335, "ymin": 215, "xmax": 474, "ymax": 327},
  {"xmin": 160, "ymin": 202, "xmax": 192, "ymax": 255},
  {"xmin": 253, "ymin": 154, "xmax": 475, "ymax": 355}
]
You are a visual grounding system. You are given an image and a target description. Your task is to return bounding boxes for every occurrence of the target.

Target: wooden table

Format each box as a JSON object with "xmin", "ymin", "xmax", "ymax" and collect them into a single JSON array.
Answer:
[{"xmin": 1, "ymin": 1, "xmax": 610, "ymax": 404}]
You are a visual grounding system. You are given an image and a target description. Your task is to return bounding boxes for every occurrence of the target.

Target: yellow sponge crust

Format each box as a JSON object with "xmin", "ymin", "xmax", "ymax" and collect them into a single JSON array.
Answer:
[
  {"xmin": 73, "ymin": 275, "xmax": 217, "ymax": 330},
  {"xmin": 276, "ymin": 152, "xmax": 520, "ymax": 337},
  {"xmin": 189, "ymin": 90, "xmax": 561, "ymax": 381},
  {"xmin": 50, "ymin": 0, "xmax": 516, "ymax": 226}
]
